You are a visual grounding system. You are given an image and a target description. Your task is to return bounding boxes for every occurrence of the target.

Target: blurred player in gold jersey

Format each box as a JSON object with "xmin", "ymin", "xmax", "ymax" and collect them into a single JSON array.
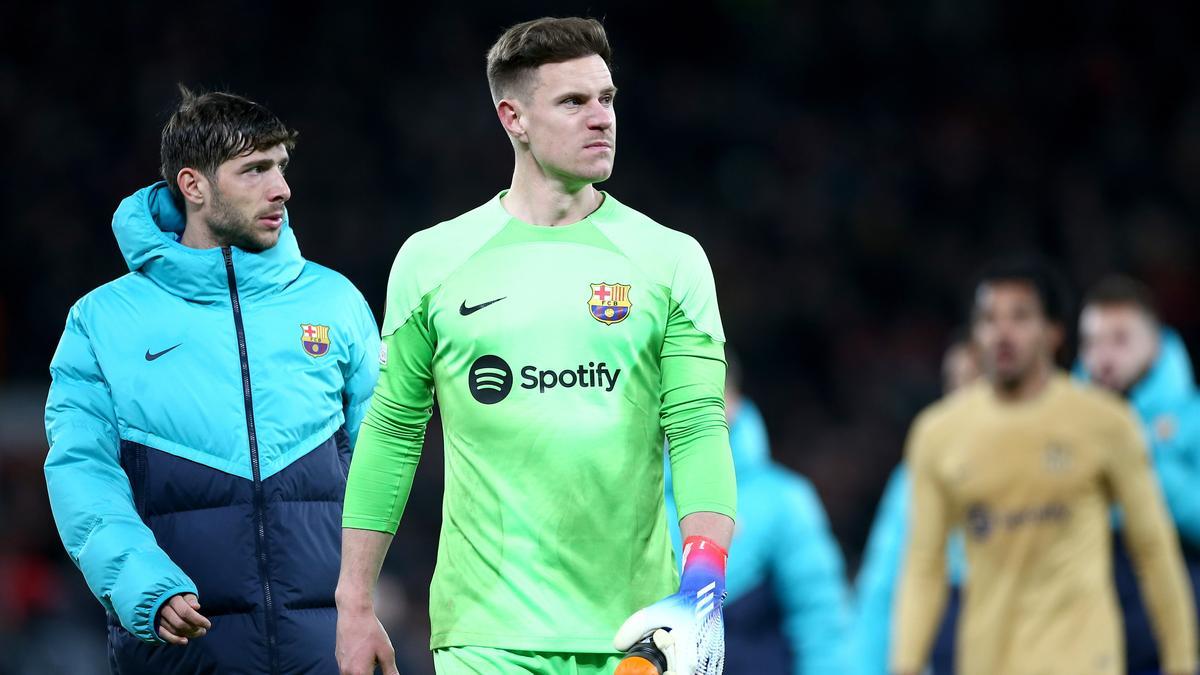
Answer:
[{"xmin": 892, "ymin": 258, "xmax": 1197, "ymax": 675}]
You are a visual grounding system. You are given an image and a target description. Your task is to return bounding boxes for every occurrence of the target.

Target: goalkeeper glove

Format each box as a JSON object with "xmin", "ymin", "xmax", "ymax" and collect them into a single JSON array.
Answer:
[{"xmin": 614, "ymin": 535, "xmax": 728, "ymax": 675}]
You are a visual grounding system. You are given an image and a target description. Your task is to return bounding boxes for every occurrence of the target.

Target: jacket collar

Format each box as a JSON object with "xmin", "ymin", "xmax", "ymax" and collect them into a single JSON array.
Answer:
[
  {"xmin": 1129, "ymin": 328, "xmax": 1196, "ymax": 418},
  {"xmin": 112, "ymin": 181, "xmax": 305, "ymax": 303}
]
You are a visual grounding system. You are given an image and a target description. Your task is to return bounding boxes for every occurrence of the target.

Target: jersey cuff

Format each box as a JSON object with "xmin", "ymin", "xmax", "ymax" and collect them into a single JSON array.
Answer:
[
  {"xmin": 675, "ymin": 501, "xmax": 737, "ymax": 521},
  {"xmin": 341, "ymin": 517, "xmax": 399, "ymax": 535}
]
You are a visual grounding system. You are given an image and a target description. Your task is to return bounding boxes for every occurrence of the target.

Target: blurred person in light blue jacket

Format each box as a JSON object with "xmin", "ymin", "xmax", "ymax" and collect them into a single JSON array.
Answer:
[
  {"xmin": 665, "ymin": 354, "xmax": 852, "ymax": 674},
  {"xmin": 1076, "ymin": 276, "xmax": 1200, "ymax": 675},
  {"xmin": 852, "ymin": 336, "xmax": 981, "ymax": 675}
]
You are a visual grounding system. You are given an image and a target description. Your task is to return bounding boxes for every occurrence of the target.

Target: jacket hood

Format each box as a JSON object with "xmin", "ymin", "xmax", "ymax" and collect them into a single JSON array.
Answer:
[{"xmin": 112, "ymin": 181, "xmax": 305, "ymax": 302}]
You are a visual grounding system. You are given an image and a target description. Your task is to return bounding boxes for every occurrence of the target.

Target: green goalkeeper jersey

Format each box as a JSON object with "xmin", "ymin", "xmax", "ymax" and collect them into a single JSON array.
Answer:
[{"xmin": 343, "ymin": 191, "xmax": 736, "ymax": 653}]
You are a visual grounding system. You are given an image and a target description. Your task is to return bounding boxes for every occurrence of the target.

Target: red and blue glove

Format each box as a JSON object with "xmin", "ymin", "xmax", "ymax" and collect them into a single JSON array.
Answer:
[{"xmin": 614, "ymin": 535, "xmax": 728, "ymax": 675}]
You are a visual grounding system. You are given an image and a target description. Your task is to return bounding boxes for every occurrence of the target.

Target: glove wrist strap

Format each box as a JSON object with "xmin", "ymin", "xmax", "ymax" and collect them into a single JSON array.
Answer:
[{"xmin": 681, "ymin": 535, "xmax": 727, "ymax": 581}]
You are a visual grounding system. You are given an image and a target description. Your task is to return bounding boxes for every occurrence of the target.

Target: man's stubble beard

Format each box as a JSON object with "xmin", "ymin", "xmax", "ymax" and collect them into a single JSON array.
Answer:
[
  {"xmin": 988, "ymin": 351, "xmax": 1030, "ymax": 393},
  {"xmin": 1115, "ymin": 361, "xmax": 1153, "ymax": 398},
  {"xmin": 206, "ymin": 186, "xmax": 277, "ymax": 253}
]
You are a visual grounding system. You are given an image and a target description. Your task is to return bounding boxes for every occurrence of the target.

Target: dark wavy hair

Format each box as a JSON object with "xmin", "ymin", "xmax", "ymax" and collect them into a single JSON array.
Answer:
[
  {"xmin": 970, "ymin": 255, "xmax": 1073, "ymax": 325},
  {"xmin": 1083, "ymin": 275, "xmax": 1158, "ymax": 322},
  {"xmin": 160, "ymin": 85, "xmax": 298, "ymax": 200}
]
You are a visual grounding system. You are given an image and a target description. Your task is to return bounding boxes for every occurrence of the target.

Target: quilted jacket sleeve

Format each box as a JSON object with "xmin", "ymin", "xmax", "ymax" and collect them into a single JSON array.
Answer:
[{"xmin": 44, "ymin": 302, "xmax": 197, "ymax": 643}]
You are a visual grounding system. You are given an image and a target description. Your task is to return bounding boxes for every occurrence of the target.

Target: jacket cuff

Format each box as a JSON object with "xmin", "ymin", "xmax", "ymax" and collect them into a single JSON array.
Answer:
[{"xmin": 137, "ymin": 582, "xmax": 200, "ymax": 644}]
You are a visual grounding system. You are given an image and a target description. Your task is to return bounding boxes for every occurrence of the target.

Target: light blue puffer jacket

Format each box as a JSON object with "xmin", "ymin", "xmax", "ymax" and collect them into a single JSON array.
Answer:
[{"xmin": 44, "ymin": 182, "xmax": 379, "ymax": 673}]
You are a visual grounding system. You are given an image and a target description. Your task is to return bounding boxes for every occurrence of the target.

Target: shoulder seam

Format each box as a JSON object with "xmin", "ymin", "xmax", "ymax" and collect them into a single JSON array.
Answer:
[
  {"xmin": 593, "ymin": 212, "xmax": 724, "ymax": 342},
  {"xmin": 381, "ymin": 208, "xmax": 507, "ymax": 336}
]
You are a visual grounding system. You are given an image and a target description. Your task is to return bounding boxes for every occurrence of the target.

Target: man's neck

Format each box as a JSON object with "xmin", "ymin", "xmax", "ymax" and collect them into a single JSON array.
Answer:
[
  {"xmin": 180, "ymin": 213, "xmax": 221, "ymax": 250},
  {"xmin": 502, "ymin": 157, "xmax": 602, "ymax": 226},
  {"xmin": 993, "ymin": 360, "xmax": 1054, "ymax": 404},
  {"xmin": 1118, "ymin": 362, "xmax": 1154, "ymax": 400}
]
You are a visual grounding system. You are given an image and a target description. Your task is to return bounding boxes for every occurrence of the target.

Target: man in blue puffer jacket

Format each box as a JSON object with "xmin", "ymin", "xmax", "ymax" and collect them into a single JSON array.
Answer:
[
  {"xmin": 665, "ymin": 357, "xmax": 852, "ymax": 674},
  {"xmin": 1076, "ymin": 276, "xmax": 1200, "ymax": 675},
  {"xmin": 43, "ymin": 87, "xmax": 380, "ymax": 674}
]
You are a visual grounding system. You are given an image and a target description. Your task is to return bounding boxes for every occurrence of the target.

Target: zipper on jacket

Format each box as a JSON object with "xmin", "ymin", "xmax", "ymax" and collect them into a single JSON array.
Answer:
[{"xmin": 223, "ymin": 247, "xmax": 279, "ymax": 675}]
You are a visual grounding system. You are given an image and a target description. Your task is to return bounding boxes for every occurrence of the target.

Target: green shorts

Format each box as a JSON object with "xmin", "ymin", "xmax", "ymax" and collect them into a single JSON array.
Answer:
[{"xmin": 433, "ymin": 646, "xmax": 622, "ymax": 675}]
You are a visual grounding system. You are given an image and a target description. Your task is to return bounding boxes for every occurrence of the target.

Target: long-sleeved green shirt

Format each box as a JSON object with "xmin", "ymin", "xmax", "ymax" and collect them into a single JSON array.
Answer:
[{"xmin": 343, "ymin": 191, "xmax": 736, "ymax": 653}]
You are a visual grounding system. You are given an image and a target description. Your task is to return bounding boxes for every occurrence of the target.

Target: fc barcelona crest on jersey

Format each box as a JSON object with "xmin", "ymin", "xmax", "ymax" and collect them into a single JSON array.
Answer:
[
  {"xmin": 588, "ymin": 283, "xmax": 632, "ymax": 325},
  {"xmin": 301, "ymin": 324, "xmax": 331, "ymax": 357}
]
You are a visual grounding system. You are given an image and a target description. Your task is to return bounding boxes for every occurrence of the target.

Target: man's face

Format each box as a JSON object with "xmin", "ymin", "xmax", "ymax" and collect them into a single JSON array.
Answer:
[
  {"xmin": 942, "ymin": 342, "xmax": 982, "ymax": 395},
  {"xmin": 202, "ymin": 144, "xmax": 291, "ymax": 252},
  {"xmin": 1080, "ymin": 303, "xmax": 1159, "ymax": 394},
  {"xmin": 518, "ymin": 55, "xmax": 616, "ymax": 186},
  {"xmin": 972, "ymin": 281, "xmax": 1058, "ymax": 389}
]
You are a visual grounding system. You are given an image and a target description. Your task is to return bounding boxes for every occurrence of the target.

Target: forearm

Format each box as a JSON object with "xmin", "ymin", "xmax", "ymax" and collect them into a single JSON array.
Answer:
[
  {"xmin": 46, "ymin": 445, "xmax": 197, "ymax": 642},
  {"xmin": 1112, "ymin": 413, "xmax": 1198, "ymax": 674},
  {"xmin": 342, "ymin": 415, "xmax": 424, "ymax": 533},
  {"xmin": 1123, "ymin": 497, "xmax": 1198, "ymax": 673},
  {"xmin": 662, "ymin": 347, "xmax": 736, "ymax": 520},
  {"xmin": 891, "ymin": 556, "xmax": 948, "ymax": 675},
  {"xmin": 892, "ymin": 425, "xmax": 949, "ymax": 675},
  {"xmin": 668, "ymin": 429, "xmax": 737, "ymax": 519},
  {"xmin": 341, "ymin": 320, "xmax": 432, "ymax": 533},
  {"xmin": 679, "ymin": 511, "xmax": 734, "ymax": 550},
  {"xmin": 1156, "ymin": 457, "xmax": 1200, "ymax": 548},
  {"xmin": 615, "ymin": 508, "xmax": 731, "ymax": 663},
  {"xmin": 45, "ymin": 309, "xmax": 195, "ymax": 642},
  {"xmin": 336, "ymin": 528, "xmax": 395, "ymax": 612}
]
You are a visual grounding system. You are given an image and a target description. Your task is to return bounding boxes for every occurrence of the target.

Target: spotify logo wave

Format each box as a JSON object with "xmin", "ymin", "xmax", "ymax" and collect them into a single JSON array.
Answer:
[{"xmin": 468, "ymin": 355, "xmax": 513, "ymax": 404}]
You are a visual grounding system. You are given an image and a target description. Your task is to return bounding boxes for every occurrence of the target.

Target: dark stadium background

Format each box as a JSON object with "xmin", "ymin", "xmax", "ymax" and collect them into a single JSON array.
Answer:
[{"xmin": 2, "ymin": 1, "xmax": 1199, "ymax": 672}]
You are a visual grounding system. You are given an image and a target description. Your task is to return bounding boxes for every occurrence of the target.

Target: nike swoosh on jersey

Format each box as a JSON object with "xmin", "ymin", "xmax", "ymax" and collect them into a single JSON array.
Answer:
[
  {"xmin": 460, "ymin": 297, "xmax": 506, "ymax": 316},
  {"xmin": 145, "ymin": 344, "xmax": 182, "ymax": 361}
]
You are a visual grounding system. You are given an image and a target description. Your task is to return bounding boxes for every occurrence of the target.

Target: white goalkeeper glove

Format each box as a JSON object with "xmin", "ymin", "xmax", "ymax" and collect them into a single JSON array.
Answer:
[{"xmin": 614, "ymin": 536, "xmax": 728, "ymax": 675}]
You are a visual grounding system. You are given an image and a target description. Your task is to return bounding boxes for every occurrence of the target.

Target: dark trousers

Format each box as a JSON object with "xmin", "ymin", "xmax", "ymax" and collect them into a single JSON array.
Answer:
[{"xmin": 930, "ymin": 586, "xmax": 961, "ymax": 675}]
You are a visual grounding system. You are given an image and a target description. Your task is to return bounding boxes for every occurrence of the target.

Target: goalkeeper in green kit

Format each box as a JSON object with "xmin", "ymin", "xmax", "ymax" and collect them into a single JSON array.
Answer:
[{"xmin": 335, "ymin": 16, "xmax": 737, "ymax": 675}]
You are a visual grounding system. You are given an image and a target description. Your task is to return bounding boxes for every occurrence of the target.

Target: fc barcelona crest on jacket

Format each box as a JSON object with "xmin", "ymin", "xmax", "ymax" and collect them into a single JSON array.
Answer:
[
  {"xmin": 301, "ymin": 324, "xmax": 331, "ymax": 357},
  {"xmin": 588, "ymin": 283, "xmax": 632, "ymax": 325}
]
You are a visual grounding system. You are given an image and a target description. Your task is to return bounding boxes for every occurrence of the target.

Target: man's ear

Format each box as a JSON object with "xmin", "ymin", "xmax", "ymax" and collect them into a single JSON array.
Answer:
[
  {"xmin": 176, "ymin": 168, "xmax": 208, "ymax": 207},
  {"xmin": 497, "ymin": 98, "xmax": 528, "ymax": 144}
]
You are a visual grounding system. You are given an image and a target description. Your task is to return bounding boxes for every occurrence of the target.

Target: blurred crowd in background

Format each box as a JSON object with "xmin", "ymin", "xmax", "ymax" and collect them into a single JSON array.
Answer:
[{"xmin": 2, "ymin": 1, "xmax": 1199, "ymax": 673}]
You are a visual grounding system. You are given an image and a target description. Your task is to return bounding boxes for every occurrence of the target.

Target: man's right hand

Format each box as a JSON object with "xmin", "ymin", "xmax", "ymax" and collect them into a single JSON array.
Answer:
[
  {"xmin": 336, "ymin": 608, "xmax": 399, "ymax": 675},
  {"xmin": 157, "ymin": 592, "xmax": 211, "ymax": 645}
]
